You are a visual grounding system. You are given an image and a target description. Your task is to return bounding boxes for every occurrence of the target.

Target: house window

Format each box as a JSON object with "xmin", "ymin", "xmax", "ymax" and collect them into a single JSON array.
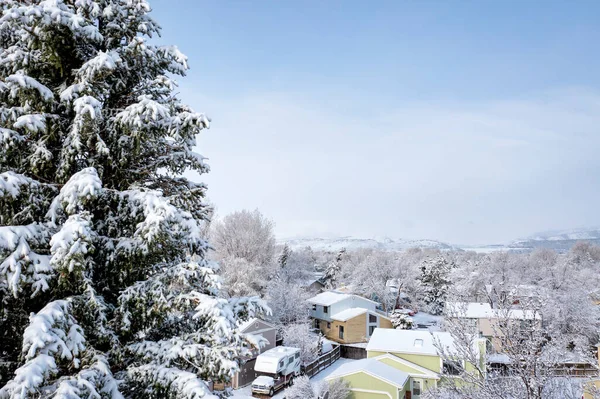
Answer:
[
  {"xmin": 327, "ymin": 322, "xmax": 331, "ymax": 329},
  {"xmin": 369, "ymin": 314, "xmax": 377, "ymax": 323},
  {"xmin": 323, "ymin": 306, "xmax": 328, "ymax": 314},
  {"xmin": 412, "ymin": 380, "xmax": 421, "ymax": 396},
  {"xmin": 443, "ymin": 360, "xmax": 464, "ymax": 376},
  {"xmin": 369, "ymin": 325, "xmax": 376, "ymax": 336},
  {"xmin": 314, "ymin": 319, "xmax": 320, "ymax": 329},
  {"xmin": 312, "ymin": 304, "xmax": 316, "ymax": 311},
  {"xmin": 339, "ymin": 325, "xmax": 344, "ymax": 339}
]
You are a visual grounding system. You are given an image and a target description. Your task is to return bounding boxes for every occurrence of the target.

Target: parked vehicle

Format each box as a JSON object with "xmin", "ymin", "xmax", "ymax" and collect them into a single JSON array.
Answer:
[{"xmin": 251, "ymin": 346, "xmax": 301, "ymax": 396}]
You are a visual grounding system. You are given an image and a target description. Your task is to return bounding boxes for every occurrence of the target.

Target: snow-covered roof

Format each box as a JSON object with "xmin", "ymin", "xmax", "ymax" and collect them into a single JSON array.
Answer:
[
  {"xmin": 445, "ymin": 302, "xmax": 541, "ymax": 320},
  {"xmin": 238, "ymin": 318, "xmax": 277, "ymax": 332},
  {"xmin": 331, "ymin": 308, "xmax": 367, "ymax": 321},
  {"xmin": 325, "ymin": 358, "xmax": 409, "ymax": 388},
  {"xmin": 308, "ymin": 291, "xmax": 350, "ymax": 306},
  {"xmin": 307, "ymin": 291, "xmax": 379, "ymax": 306},
  {"xmin": 445, "ymin": 302, "xmax": 493, "ymax": 318},
  {"xmin": 366, "ymin": 329, "xmax": 457, "ymax": 357}
]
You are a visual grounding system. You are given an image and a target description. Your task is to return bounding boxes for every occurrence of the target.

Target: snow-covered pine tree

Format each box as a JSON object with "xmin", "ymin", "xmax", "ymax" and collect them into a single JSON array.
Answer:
[
  {"xmin": 323, "ymin": 248, "xmax": 345, "ymax": 289},
  {"xmin": 419, "ymin": 255, "xmax": 453, "ymax": 315},
  {"xmin": 278, "ymin": 244, "xmax": 291, "ymax": 269},
  {"xmin": 0, "ymin": 1, "xmax": 267, "ymax": 398}
]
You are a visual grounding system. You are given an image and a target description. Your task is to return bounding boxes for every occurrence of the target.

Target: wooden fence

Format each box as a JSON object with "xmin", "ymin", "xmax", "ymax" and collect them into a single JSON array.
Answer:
[
  {"xmin": 340, "ymin": 345, "xmax": 367, "ymax": 360},
  {"xmin": 302, "ymin": 345, "xmax": 341, "ymax": 378}
]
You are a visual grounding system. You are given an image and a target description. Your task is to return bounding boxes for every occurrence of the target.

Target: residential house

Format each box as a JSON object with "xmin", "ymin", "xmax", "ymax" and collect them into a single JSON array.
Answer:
[
  {"xmin": 362, "ymin": 329, "xmax": 486, "ymax": 398},
  {"xmin": 301, "ymin": 273, "xmax": 326, "ymax": 294},
  {"xmin": 308, "ymin": 291, "xmax": 393, "ymax": 344},
  {"xmin": 325, "ymin": 358, "xmax": 411, "ymax": 399},
  {"xmin": 444, "ymin": 301, "xmax": 541, "ymax": 352},
  {"xmin": 231, "ymin": 318, "xmax": 278, "ymax": 388}
]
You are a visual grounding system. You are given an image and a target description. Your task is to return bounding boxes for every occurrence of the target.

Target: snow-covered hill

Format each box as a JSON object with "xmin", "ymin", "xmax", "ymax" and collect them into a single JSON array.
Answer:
[
  {"xmin": 281, "ymin": 236, "xmax": 456, "ymax": 252},
  {"xmin": 281, "ymin": 227, "xmax": 600, "ymax": 254},
  {"xmin": 509, "ymin": 227, "xmax": 600, "ymax": 252}
]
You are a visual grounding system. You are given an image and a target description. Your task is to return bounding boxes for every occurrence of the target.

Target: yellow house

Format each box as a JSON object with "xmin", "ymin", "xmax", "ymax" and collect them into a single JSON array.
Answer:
[
  {"xmin": 325, "ymin": 358, "xmax": 411, "ymax": 399},
  {"xmin": 308, "ymin": 291, "xmax": 393, "ymax": 344},
  {"xmin": 362, "ymin": 329, "xmax": 486, "ymax": 397}
]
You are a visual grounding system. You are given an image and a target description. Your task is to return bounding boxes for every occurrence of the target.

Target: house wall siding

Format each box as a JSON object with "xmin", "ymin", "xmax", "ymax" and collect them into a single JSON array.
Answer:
[
  {"xmin": 367, "ymin": 351, "xmax": 441, "ymax": 374},
  {"xmin": 319, "ymin": 313, "xmax": 368, "ymax": 344},
  {"xmin": 333, "ymin": 372, "xmax": 400, "ymax": 399}
]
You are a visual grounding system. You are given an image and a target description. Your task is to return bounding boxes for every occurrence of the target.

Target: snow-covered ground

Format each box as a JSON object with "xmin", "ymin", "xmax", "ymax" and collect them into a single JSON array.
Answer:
[
  {"xmin": 229, "ymin": 357, "xmax": 357, "ymax": 398},
  {"xmin": 411, "ymin": 311, "xmax": 444, "ymax": 331}
]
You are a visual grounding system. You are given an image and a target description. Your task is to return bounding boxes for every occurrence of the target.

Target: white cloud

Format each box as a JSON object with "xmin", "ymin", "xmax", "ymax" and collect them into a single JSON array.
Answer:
[{"xmin": 183, "ymin": 87, "xmax": 600, "ymax": 245}]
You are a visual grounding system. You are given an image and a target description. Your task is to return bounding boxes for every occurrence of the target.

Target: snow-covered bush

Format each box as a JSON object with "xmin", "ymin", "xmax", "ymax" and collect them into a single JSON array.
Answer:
[
  {"xmin": 284, "ymin": 376, "xmax": 349, "ymax": 399},
  {"xmin": 390, "ymin": 310, "xmax": 414, "ymax": 330},
  {"xmin": 282, "ymin": 323, "xmax": 321, "ymax": 365},
  {"xmin": 0, "ymin": 1, "xmax": 268, "ymax": 397}
]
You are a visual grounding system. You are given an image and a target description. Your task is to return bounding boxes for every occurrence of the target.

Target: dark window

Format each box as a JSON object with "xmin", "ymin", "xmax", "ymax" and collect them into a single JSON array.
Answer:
[
  {"xmin": 279, "ymin": 360, "xmax": 284, "ymax": 368},
  {"xmin": 295, "ymin": 352, "xmax": 300, "ymax": 359},
  {"xmin": 443, "ymin": 360, "xmax": 463, "ymax": 376},
  {"xmin": 327, "ymin": 322, "xmax": 331, "ymax": 329},
  {"xmin": 288, "ymin": 357, "xmax": 294, "ymax": 364},
  {"xmin": 369, "ymin": 314, "xmax": 377, "ymax": 323},
  {"xmin": 369, "ymin": 325, "xmax": 376, "ymax": 336},
  {"xmin": 323, "ymin": 306, "xmax": 328, "ymax": 314},
  {"xmin": 312, "ymin": 304, "xmax": 316, "ymax": 311},
  {"xmin": 339, "ymin": 325, "xmax": 344, "ymax": 339},
  {"xmin": 413, "ymin": 380, "xmax": 421, "ymax": 396},
  {"xmin": 314, "ymin": 319, "xmax": 320, "ymax": 329}
]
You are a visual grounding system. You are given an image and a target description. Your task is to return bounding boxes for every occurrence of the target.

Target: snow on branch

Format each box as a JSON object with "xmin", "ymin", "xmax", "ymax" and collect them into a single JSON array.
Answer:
[
  {"xmin": 0, "ymin": 0, "xmax": 103, "ymax": 43},
  {"xmin": 0, "ymin": 171, "xmax": 41, "ymax": 198},
  {"xmin": 0, "ymin": 300, "xmax": 86, "ymax": 398},
  {"xmin": 115, "ymin": 96, "xmax": 170, "ymax": 130},
  {"xmin": 4, "ymin": 73, "xmax": 53, "ymax": 102},
  {"xmin": 0, "ymin": 223, "xmax": 51, "ymax": 298},
  {"xmin": 13, "ymin": 114, "xmax": 46, "ymax": 133},
  {"xmin": 126, "ymin": 365, "xmax": 216, "ymax": 399},
  {"xmin": 47, "ymin": 168, "xmax": 102, "ymax": 224}
]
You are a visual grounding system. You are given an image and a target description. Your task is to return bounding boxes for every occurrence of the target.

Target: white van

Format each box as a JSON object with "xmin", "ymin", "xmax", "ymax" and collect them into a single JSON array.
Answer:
[{"xmin": 250, "ymin": 346, "xmax": 301, "ymax": 396}]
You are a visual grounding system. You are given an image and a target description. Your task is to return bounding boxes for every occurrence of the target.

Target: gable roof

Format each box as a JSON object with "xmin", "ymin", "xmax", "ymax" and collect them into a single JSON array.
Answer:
[
  {"xmin": 325, "ymin": 358, "xmax": 409, "ymax": 388},
  {"xmin": 445, "ymin": 302, "xmax": 541, "ymax": 320},
  {"xmin": 239, "ymin": 318, "xmax": 277, "ymax": 333},
  {"xmin": 373, "ymin": 353, "xmax": 440, "ymax": 379},
  {"xmin": 367, "ymin": 329, "xmax": 456, "ymax": 356},
  {"xmin": 307, "ymin": 291, "xmax": 379, "ymax": 306}
]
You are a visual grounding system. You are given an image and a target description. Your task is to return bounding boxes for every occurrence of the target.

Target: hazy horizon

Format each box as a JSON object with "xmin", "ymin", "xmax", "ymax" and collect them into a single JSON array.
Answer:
[{"xmin": 151, "ymin": 1, "xmax": 600, "ymax": 245}]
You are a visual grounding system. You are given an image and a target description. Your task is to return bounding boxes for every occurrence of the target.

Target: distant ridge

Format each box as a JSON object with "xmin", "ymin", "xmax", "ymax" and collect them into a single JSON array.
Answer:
[
  {"xmin": 281, "ymin": 236, "xmax": 456, "ymax": 252},
  {"xmin": 280, "ymin": 227, "xmax": 600, "ymax": 253}
]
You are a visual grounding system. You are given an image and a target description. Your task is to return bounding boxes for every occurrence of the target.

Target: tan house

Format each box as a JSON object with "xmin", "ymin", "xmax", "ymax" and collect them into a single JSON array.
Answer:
[
  {"xmin": 231, "ymin": 318, "xmax": 278, "ymax": 388},
  {"xmin": 444, "ymin": 302, "xmax": 541, "ymax": 352},
  {"xmin": 308, "ymin": 291, "xmax": 393, "ymax": 344}
]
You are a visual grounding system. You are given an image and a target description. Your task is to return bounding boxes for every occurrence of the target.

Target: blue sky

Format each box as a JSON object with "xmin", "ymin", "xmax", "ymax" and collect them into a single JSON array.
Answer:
[{"xmin": 151, "ymin": 0, "xmax": 600, "ymax": 245}]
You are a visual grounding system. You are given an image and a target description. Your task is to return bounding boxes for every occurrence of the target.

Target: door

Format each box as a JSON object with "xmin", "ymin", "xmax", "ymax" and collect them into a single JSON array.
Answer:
[{"xmin": 238, "ymin": 359, "xmax": 257, "ymax": 387}]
